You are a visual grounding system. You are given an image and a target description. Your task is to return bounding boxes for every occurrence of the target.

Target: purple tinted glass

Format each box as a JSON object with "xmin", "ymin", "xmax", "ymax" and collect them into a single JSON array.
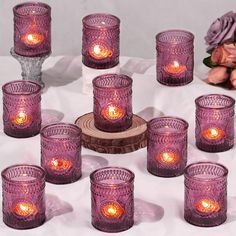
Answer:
[
  {"xmin": 90, "ymin": 167, "xmax": 134, "ymax": 232},
  {"xmin": 2, "ymin": 80, "xmax": 42, "ymax": 138},
  {"xmin": 82, "ymin": 13, "xmax": 120, "ymax": 69},
  {"xmin": 41, "ymin": 123, "xmax": 82, "ymax": 184},
  {"xmin": 13, "ymin": 2, "xmax": 51, "ymax": 57},
  {"xmin": 195, "ymin": 94, "xmax": 235, "ymax": 152},
  {"xmin": 2, "ymin": 164, "xmax": 45, "ymax": 229},
  {"xmin": 156, "ymin": 30, "xmax": 194, "ymax": 86},
  {"xmin": 147, "ymin": 117, "xmax": 188, "ymax": 177},
  {"xmin": 93, "ymin": 74, "xmax": 133, "ymax": 132},
  {"xmin": 184, "ymin": 162, "xmax": 228, "ymax": 227}
]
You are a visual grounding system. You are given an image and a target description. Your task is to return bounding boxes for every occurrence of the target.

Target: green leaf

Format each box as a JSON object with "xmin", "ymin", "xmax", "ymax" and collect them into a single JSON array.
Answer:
[
  {"xmin": 203, "ymin": 56, "xmax": 218, "ymax": 68},
  {"xmin": 207, "ymin": 48, "xmax": 214, "ymax": 54}
]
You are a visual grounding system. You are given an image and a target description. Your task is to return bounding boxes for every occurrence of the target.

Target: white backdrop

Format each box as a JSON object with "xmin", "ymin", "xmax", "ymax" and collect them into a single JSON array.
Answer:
[{"xmin": 0, "ymin": 0, "xmax": 236, "ymax": 63}]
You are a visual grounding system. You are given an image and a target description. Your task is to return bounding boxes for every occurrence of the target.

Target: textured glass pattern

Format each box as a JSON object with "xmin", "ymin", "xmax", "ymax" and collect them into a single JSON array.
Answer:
[
  {"xmin": 147, "ymin": 117, "xmax": 188, "ymax": 177},
  {"xmin": 13, "ymin": 2, "xmax": 51, "ymax": 57},
  {"xmin": 90, "ymin": 167, "xmax": 134, "ymax": 232},
  {"xmin": 41, "ymin": 123, "xmax": 82, "ymax": 184},
  {"xmin": 93, "ymin": 74, "xmax": 133, "ymax": 132},
  {"xmin": 195, "ymin": 94, "xmax": 235, "ymax": 152},
  {"xmin": 82, "ymin": 13, "xmax": 120, "ymax": 69},
  {"xmin": 156, "ymin": 30, "xmax": 194, "ymax": 86},
  {"xmin": 2, "ymin": 80, "xmax": 42, "ymax": 138},
  {"xmin": 2, "ymin": 164, "xmax": 45, "ymax": 229},
  {"xmin": 184, "ymin": 162, "xmax": 228, "ymax": 227}
]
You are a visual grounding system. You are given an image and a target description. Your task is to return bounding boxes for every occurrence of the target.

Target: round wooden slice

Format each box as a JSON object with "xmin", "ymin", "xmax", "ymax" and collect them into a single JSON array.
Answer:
[{"xmin": 75, "ymin": 112, "xmax": 147, "ymax": 154}]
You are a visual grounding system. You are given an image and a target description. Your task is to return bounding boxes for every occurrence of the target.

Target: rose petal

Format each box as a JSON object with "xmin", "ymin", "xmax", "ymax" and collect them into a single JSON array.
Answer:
[
  {"xmin": 222, "ymin": 23, "xmax": 236, "ymax": 43},
  {"xmin": 230, "ymin": 69, "xmax": 236, "ymax": 87},
  {"xmin": 224, "ymin": 43, "xmax": 236, "ymax": 55},
  {"xmin": 223, "ymin": 11, "xmax": 236, "ymax": 18},
  {"xmin": 208, "ymin": 66, "xmax": 229, "ymax": 84}
]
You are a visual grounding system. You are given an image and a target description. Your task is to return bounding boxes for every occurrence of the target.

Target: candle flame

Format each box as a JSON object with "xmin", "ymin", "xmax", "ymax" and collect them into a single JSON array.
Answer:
[
  {"xmin": 21, "ymin": 33, "xmax": 45, "ymax": 46},
  {"xmin": 157, "ymin": 151, "xmax": 179, "ymax": 165},
  {"xmin": 49, "ymin": 159, "xmax": 72, "ymax": 172},
  {"xmin": 11, "ymin": 111, "xmax": 32, "ymax": 126},
  {"xmin": 101, "ymin": 104, "xmax": 125, "ymax": 120},
  {"xmin": 107, "ymin": 207, "xmax": 117, "ymax": 215},
  {"xmin": 14, "ymin": 202, "xmax": 37, "ymax": 217},
  {"xmin": 211, "ymin": 128, "xmax": 218, "ymax": 137},
  {"xmin": 16, "ymin": 111, "xmax": 27, "ymax": 124},
  {"xmin": 195, "ymin": 198, "xmax": 221, "ymax": 213},
  {"xmin": 173, "ymin": 61, "xmax": 179, "ymax": 68},
  {"xmin": 202, "ymin": 127, "xmax": 225, "ymax": 140},
  {"xmin": 164, "ymin": 61, "xmax": 187, "ymax": 75},
  {"xmin": 89, "ymin": 44, "xmax": 113, "ymax": 59},
  {"xmin": 101, "ymin": 202, "xmax": 125, "ymax": 219},
  {"xmin": 94, "ymin": 45, "xmax": 102, "ymax": 55}
]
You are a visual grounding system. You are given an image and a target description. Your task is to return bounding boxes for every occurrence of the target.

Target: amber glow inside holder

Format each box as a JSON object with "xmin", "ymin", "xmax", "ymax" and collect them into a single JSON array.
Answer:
[
  {"xmin": 40, "ymin": 123, "xmax": 82, "ymax": 184},
  {"xmin": 82, "ymin": 13, "xmax": 120, "ymax": 94},
  {"xmin": 184, "ymin": 162, "xmax": 228, "ymax": 227},
  {"xmin": 2, "ymin": 80, "xmax": 42, "ymax": 138},
  {"xmin": 12, "ymin": 2, "xmax": 51, "ymax": 87},
  {"xmin": 90, "ymin": 167, "xmax": 134, "ymax": 232},
  {"xmin": 156, "ymin": 29, "xmax": 194, "ymax": 86},
  {"xmin": 195, "ymin": 94, "xmax": 235, "ymax": 152},
  {"xmin": 93, "ymin": 73, "xmax": 133, "ymax": 133},
  {"xmin": 147, "ymin": 116, "xmax": 188, "ymax": 177},
  {"xmin": 1, "ymin": 164, "xmax": 46, "ymax": 229}
]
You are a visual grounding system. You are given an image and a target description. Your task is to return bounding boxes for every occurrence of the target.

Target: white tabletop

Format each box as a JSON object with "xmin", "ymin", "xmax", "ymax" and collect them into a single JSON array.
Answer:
[{"xmin": 0, "ymin": 56, "xmax": 236, "ymax": 236}]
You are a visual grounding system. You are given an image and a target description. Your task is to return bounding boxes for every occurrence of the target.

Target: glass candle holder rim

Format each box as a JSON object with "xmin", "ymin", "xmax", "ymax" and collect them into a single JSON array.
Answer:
[
  {"xmin": 40, "ymin": 122, "xmax": 82, "ymax": 140},
  {"xmin": 82, "ymin": 13, "xmax": 120, "ymax": 29},
  {"xmin": 2, "ymin": 80, "xmax": 41, "ymax": 97},
  {"xmin": 184, "ymin": 161, "xmax": 228, "ymax": 182},
  {"xmin": 156, "ymin": 29, "xmax": 194, "ymax": 44},
  {"xmin": 90, "ymin": 166, "xmax": 135, "ymax": 187},
  {"xmin": 195, "ymin": 94, "xmax": 235, "ymax": 110},
  {"xmin": 1, "ymin": 164, "xmax": 45, "ymax": 184},
  {"xmin": 148, "ymin": 116, "xmax": 189, "ymax": 134},
  {"xmin": 92, "ymin": 73, "xmax": 133, "ymax": 90},
  {"xmin": 13, "ymin": 1, "xmax": 51, "ymax": 17}
]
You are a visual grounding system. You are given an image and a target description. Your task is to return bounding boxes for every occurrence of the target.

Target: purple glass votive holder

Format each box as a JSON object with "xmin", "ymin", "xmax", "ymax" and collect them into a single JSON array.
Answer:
[
  {"xmin": 156, "ymin": 30, "xmax": 194, "ymax": 86},
  {"xmin": 184, "ymin": 162, "xmax": 228, "ymax": 227},
  {"xmin": 40, "ymin": 123, "xmax": 82, "ymax": 184},
  {"xmin": 82, "ymin": 13, "xmax": 120, "ymax": 69},
  {"xmin": 147, "ymin": 116, "xmax": 188, "ymax": 177},
  {"xmin": 2, "ymin": 80, "xmax": 42, "ymax": 138},
  {"xmin": 13, "ymin": 2, "xmax": 51, "ymax": 57},
  {"xmin": 2, "ymin": 164, "xmax": 46, "ymax": 229},
  {"xmin": 93, "ymin": 74, "xmax": 133, "ymax": 132},
  {"xmin": 90, "ymin": 167, "xmax": 134, "ymax": 232},
  {"xmin": 195, "ymin": 94, "xmax": 235, "ymax": 152}
]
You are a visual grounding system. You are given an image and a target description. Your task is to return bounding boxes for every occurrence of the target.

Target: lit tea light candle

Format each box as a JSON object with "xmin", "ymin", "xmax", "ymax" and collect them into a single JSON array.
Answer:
[
  {"xmin": 101, "ymin": 104, "xmax": 125, "ymax": 120},
  {"xmin": 89, "ymin": 44, "xmax": 113, "ymax": 60},
  {"xmin": 14, "ymin": 202, "xmax": 37, "ymax": 217},
  {"xmin": 21, "ymin": 33, "xmax": 45, "ymax": 46},
  {"xmin": 101, "ymin": 202, "xmax": 125, "ymax": 219},
  {"xmin": 11, "ymin": 111, "xmax": 33, "ymax": 126},
  {"xmin": 202, "ymin": 127, "xmax": 225, "ymax": 140},
  {"xmin": 164, "ymin": 61, "xmax": 187, "ymax": 75},
  {"xmin": 157, "ymin": 151, "xmax": 179, "ymax": 165},
  {"xmin": 195, "ymin": 198, "xmax": 220, "ymax": 214},
  {"xmin": 48, "ymin": 159, "xmax": 73, "ymax": 172}
]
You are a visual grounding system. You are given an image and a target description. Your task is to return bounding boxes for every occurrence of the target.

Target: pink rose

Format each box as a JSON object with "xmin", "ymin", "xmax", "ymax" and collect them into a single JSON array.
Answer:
[
  {"xmin": 205, "ymin": 11, "xmax": 236, "ymax": 51},
  {"xmin": 211, "ymin": 43, "xmax": 236, "ymax": 67},
  {"xmin": 207, "ymin": 66, "xmax": 229, "ymax": 84}
]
